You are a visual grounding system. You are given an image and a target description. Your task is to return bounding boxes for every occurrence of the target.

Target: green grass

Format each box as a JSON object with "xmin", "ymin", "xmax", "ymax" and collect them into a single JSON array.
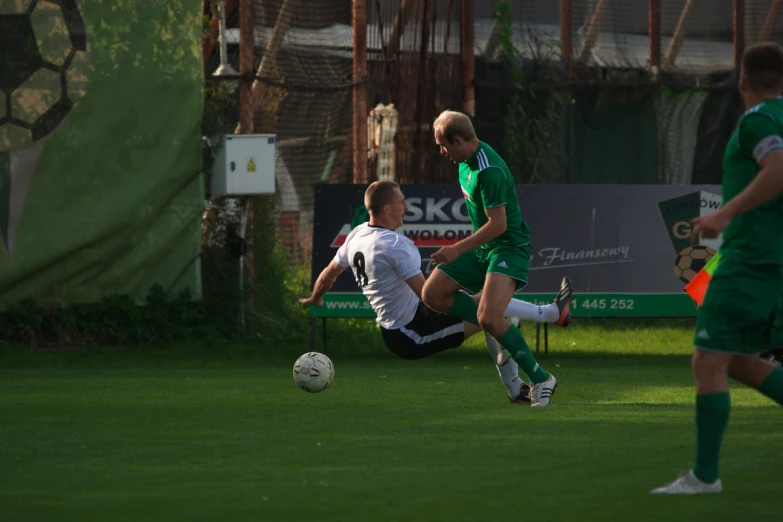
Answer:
[{"xmin": 1, "ymin": 319, "xmax": 780, "ymax": 521}]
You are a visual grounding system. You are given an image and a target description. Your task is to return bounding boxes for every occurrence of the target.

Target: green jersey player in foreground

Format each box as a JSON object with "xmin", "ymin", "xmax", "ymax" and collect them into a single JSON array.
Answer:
[
  {"xmin": 652, "ymin": 42, "xmax": 783, "ymax": 495},
  {"xmin": 422, "ymin": 111, "xmax": 571, "ymax": 407}
]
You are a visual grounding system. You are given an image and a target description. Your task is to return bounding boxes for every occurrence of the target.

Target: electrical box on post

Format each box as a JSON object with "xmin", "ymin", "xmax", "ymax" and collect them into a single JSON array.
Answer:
[{"xmin": 210, "ymin": 134, "xmax": 276, "ymax": 195}]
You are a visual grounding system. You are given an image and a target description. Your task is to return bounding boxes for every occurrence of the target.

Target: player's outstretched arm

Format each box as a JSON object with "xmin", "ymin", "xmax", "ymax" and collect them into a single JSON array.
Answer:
[
  {"xmin": 404, "ymin": 273, "xmax": 426, "ymax": 299},
  {"xmin": 693, "ymin": 114, "xmax": 783, "ymax": 241},
  {"xmin": 693, "ymin": 151, "xmax": 783, "ymax": 241},
  {"xmin": 298, "ymin": 259, "xmax": 347, "ymax": 307},
  {"xmin": 431, "ymin": 206, "xmax": 506, "ymax": 265}
]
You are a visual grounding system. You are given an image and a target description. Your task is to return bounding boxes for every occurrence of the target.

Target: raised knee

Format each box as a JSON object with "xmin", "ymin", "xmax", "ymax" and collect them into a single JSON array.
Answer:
[{"xmin": 477, "ymin": 313, "xmax": 503, "ymax": 336}]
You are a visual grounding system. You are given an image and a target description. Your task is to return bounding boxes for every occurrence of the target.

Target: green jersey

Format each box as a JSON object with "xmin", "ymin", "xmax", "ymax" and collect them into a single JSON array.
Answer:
[
  {"xmin": 721, "ymin": 98, "xmax": 783, "ymax": 264},
  {"xmin": 458, "ymin": 141, "xmax": 530, "ymax": 250}
]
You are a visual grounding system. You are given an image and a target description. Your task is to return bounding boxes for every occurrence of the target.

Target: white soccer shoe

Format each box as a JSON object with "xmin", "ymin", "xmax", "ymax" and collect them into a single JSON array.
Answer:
[
  {"xmin": 530, "ymin": 373, "xmax": 557, "ymax": 407},
  {"xmin": 650, "ymin": 471, "xmax": 723, "ymax": 495}
]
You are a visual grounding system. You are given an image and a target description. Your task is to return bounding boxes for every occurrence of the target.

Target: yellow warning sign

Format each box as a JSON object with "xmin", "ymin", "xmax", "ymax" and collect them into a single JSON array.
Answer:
[{"xmin": 247, "ymin": 158, "xmax": 256, "ymax": 172}]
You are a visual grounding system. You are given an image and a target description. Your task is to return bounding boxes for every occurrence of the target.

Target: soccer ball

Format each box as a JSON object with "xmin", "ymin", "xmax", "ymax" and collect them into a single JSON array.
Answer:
[
  {"xmin": 0, "ymin": 0, "xmax": 91, "ymax": 151},
  {"xmin": 673, "ymin": 245, "xmax": 716, "ymax": 284},
  {"xmin": 293, "ymin": 352, "xmax": 334, "ymax": 393}
]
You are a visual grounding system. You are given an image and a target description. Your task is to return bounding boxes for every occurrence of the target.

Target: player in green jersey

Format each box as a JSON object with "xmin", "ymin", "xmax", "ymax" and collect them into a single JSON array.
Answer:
[
  {"xmin": 420, "ymin": 110, "xmax": 572, "ymax": 407},
  {"xmin": 652, "ymin": 42, "xmax": 783, "ymax": 495}
]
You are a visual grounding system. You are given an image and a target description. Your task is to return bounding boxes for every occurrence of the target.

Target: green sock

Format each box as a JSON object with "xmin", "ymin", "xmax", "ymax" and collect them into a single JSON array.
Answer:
[
  {"xmin": 759, "ymin": 366, "xmax": 783, "ymax": 406},
  {"xmin": 497, "ymin": 324, "xmax": 549, "ymax": 384},
  {"xmin": 446, "ymin": 292, "xmax": 479, "ymax": 325},
  {"xmin": 693, "ymin": 392, "xmax": 730, "ymax": 484}
]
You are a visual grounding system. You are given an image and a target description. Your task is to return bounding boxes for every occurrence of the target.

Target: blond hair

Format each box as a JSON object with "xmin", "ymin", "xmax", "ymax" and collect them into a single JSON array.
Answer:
[{"xmin": 433, "ymin": 110, "xmax": 476, "ymax": 143}]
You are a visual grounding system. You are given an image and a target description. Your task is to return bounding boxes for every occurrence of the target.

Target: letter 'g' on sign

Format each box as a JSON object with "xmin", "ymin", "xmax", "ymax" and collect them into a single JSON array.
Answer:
[{"xmin": 673, "ymin": 221, "xmax": 691, "ymax": 239}]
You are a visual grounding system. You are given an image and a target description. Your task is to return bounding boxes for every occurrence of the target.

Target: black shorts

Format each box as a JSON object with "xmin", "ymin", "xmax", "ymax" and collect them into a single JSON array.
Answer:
[{"xmin": 380, "ymin": 301, "xmax": 465, "ymax": 360}]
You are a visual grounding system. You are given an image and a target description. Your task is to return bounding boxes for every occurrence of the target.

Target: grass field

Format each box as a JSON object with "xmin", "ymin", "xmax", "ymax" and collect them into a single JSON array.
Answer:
[{"xmin": 1, "ymin": 319, "xmax": 780, "ymax": 521}]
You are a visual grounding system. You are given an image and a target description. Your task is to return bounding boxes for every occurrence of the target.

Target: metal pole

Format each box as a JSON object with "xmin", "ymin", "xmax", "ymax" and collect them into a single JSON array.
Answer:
[
  {"xmin": 577, "ymin": 0, "xmax": 610, "ymax": 62},
  {"xmin": 649, "ymin": 0, "xmax": 661, "ymax": 71},
  {"xmin": 461, "ymin": 0, "xmax": 475, "ymax": 116},
  {"xmin": 734, "ymin": 0, "xmax": 746, "ymax": 71},
  {"xmin": 560, "ymin": 0, "xmax": 573, "ymax": 69},
  {"xmin": 664, "ymin": 0, "xmax": 698, "ymax": 65},
  {"xmin": 238, "ymin": 0, "xmax": 254, "ymax": 134},
  {"xmin": 386, "ymin": 0, "xmax": 416, "ymax": 58},
  {"xmin": 760, "ymin": 0, "xmax": 783, "ymax": 42},
  {"xmin": 353, "ymin": 0, "xmax": 369, "ymax": 183},
  {"xmin": 238, "ymin": 198, "xmax": 249, "ymax": 329}
]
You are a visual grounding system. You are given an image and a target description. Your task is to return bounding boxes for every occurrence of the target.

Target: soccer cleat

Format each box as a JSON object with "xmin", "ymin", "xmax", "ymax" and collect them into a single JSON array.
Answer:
[
  {"xmin": 553, "ymin": 276, "xmax": 573, "ymax": 327},
  {"xmin": 530, "ymin": 373, "xmax": 557, "ymax": 407},
  {"xmin": 650, "ymin": 471, "xmax": 723, "ymax": 495},
  {"xmin": 509, "ymin": 381, "xmax": 532, "ymax": 403}
]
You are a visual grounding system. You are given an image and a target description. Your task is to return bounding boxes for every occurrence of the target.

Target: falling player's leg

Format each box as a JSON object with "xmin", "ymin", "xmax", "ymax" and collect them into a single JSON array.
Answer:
[
  {"xmin": 379, "ymin": 302, "xmax": 466, "ymax": 360},
  {"xmin": 485, "ymin": 333, "xmax": 530, "ymax": 402},
  {"xmin": 480, "ymin": 275, "xmax": 574, "ymax": 327}
]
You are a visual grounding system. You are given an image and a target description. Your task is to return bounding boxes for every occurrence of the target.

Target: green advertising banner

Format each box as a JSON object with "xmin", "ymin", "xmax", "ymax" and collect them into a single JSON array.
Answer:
[
  {"xmin": 309, "ymin": 293, "xmax": 700, "ymax": 319},
  {"xmin": 0, "ymin": 0, "xmax": 204, "ymax": 307}
]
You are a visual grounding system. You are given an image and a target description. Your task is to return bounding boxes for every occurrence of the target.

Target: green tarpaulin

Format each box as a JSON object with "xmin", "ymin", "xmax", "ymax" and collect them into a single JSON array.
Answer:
[{"xmin": 0, "ymin": 0, "xmax": 204, "ymax": 308}]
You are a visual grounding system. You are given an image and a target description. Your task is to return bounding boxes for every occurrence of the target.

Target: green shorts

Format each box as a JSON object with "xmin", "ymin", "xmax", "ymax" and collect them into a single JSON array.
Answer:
[
  {"xmin": 694, "ymin": 256, "xmax": 783, "ymax": 354},
  {"xmin": 438, "ymin": 244, "xmax": 531, "ymax": 295}
]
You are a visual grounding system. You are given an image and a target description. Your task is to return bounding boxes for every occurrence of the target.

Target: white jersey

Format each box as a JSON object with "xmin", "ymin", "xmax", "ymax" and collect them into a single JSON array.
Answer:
[{"xmin": 335, "ymin": 223, "xmax": 422, "ymax": 329}]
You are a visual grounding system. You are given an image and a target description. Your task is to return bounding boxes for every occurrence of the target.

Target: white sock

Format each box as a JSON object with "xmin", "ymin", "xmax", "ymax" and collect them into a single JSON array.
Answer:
[
  {"xmin": 486, "ymin": 333, "xmax": 523, "ymax": 398},
  {"xmin": 504, "ymin": 298, "xmax": 559, "ymax": 323}
]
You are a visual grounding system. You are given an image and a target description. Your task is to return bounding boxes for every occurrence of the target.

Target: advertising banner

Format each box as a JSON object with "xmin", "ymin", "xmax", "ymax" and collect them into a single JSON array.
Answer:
[{"xmin": 310, "ymin": 184, "xmax": 723, "ymax": 318}]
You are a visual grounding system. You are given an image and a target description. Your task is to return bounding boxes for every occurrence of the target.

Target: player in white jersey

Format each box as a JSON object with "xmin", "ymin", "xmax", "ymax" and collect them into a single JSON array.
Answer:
[{"xmin": 300, "ymin": 181, "xmax": 573, "ymax": 403}]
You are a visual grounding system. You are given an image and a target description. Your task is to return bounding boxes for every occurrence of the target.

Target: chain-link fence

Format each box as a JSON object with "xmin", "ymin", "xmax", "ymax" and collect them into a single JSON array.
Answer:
[
  {"xmin": 474, "ymin": 0, "xmax": 781, "ymax": 186},
  {"xmin": 203, "ymin": 0, "xmax": 466, "ymax": 267},
  {"xmin": 200, "ymin": 0, "xmax": 783, "ymax": 290}
]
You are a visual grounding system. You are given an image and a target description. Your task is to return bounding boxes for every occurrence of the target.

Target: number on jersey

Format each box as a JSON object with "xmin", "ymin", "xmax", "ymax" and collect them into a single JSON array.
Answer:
[{"xmin": 353, "ymin": 252, "xmax": 369, "ymax": 287}]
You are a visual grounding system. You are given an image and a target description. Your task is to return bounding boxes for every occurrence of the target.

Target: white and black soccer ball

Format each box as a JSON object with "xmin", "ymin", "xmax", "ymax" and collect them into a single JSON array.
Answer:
[
  {"xmin": 293, "ymin": 352, "xmax": 334, "ymax": 393},
  {"xmin": 0, "ymin": 0, "xmax": 91, "ymax": 151}
]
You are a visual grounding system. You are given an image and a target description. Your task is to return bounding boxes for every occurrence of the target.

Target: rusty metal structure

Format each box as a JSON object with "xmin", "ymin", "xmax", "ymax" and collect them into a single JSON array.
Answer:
[{"xmin": 203, "ymin": 0, "xmax": 783, "ymax": 256}]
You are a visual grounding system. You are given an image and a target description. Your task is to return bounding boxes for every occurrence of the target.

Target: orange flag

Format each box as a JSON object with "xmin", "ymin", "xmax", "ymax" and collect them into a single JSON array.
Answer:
[{"xmin": 684, "ymin": 252, "xmax": 723, "ymax": 306}]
